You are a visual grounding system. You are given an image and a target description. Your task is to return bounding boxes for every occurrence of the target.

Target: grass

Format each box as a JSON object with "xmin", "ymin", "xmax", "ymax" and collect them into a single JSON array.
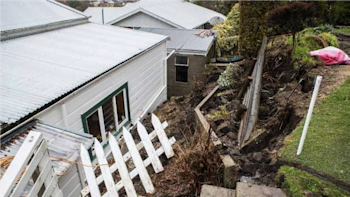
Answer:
[
  {"xmin": 277, "ymin": 166, "xmax": 350, "ymax": 197},
  {"xmin": 335, "ymin": 28, "xmax": 350, "ymax": 34},
  {"xmin": 281, "ymin": 78, "xmax": 350, "ymax": 184},
  {"xmin": 286, "ymin": 26, "xmax": 339, "ymax": 69}
]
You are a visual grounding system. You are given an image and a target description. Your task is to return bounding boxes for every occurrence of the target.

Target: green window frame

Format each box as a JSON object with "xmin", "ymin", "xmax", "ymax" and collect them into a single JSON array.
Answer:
[{"xmin": 81, "ymin": 82, "xmax": 131, "ymax": 143}]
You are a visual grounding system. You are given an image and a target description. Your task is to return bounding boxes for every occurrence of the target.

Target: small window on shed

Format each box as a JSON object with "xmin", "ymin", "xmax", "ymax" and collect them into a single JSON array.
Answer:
[
  {"xmin": 175, "ymin": 56, "xmax": 188, "ymax": 65},
  {"xmin": 175, "ymin": 56, "xmax": 189, "ymax": 83}
]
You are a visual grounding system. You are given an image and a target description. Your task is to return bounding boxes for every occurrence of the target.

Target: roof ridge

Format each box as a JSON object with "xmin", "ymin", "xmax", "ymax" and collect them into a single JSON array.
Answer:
[{"xmin": 47, "ymin": 0, "xmax": 88, "ymax": 18}]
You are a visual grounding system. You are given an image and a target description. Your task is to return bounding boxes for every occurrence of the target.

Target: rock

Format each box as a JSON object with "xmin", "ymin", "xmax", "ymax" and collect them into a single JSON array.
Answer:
[
  {"xmin": 278, "ymin": 70, "xmax": 297, "ymax": 84},
  {"xmin": 216, "ymin": 123, "xmax": 231, "ymax": 137},
  {"xmin": 220, "ymin": 155, "xmax": 239, "ymax": 189},
  {"xmin": 240, "ymin": 176, "xmax": 256, "ymax": 184},
  {"xmin": 242, "ymin": 162, "xmax": 259, "ymax": 175},
  {"xmin": 261, "ymin": 89, "xmax": 271, "ymax": 100},
  {"xmin": 214, "ymin": 118, "xmax": 225, "ymax": 126},
  {"xmin": 227, "ymin": 131, "xmax": 237, "ymax": 140},
  {"xmin": 236, "ymin": 182, "xmax": 287, "ymax": 197},
  {"xmin": 301, "ymin": 76, "xmax": 314, "ymax": 93},
  {"xmin": 200, "ymin": 185, "xmax": 235, "ymax": 197},
  {"xmin": 229, "ymin": 149, "xmax": 241, "ymax": 156},
  {"xmin": 252, "ymin": 152, "xmax": 263, "ymax": 162}
]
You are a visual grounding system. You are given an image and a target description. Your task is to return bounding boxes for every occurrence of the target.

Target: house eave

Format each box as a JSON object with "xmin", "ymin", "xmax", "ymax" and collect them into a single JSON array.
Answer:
[
  {"xmin": 0, "ymin": 38, "xmax": 168, "ymax": 139},
  {"xmin": 1, "ymin": 18, "xmax": 90, "ymax": 41}
]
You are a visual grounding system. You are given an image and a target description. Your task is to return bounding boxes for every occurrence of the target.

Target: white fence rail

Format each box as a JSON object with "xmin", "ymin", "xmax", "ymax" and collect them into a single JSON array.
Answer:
[
  {"xmin": 0, "ymin": 131, "xmax": 63, "ymax": 197},
  {"xmin": 80, "ymin": 114, "xmax": 176, "ymax": 197}
]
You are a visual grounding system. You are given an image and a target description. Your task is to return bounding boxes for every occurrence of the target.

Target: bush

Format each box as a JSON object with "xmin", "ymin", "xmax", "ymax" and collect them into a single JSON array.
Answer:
[
  {"xmin": 267, "ymin": 2, "xmax": 316, "ymax": 49},
  {"xmin": 287, "ymin": 31, "xmax": 339, "ymax": 69},
  {"xmin": 239, "ymin": 1, "xmax": 277, "ymax": 58},
  {"xmin": 302, "ymin": 24, "xmax": 334, "ymax": 35},
  {"xmin": 329, "ymin": 2, "xmax": 350, "ymax": 25},
  {"xmin": 334, "ymin": 28, "xmax": 350, "ymax": 34},
  {"xmin": 217, "ymin": 65, "xmax": 242, "ymax": 89},
  {"xmin": 213, "ymin": 3, "xmax": 240, "ymax": 57},
  {"xmin": 319, "ymin": 32, "xmax": 339, "ymax": 47}
]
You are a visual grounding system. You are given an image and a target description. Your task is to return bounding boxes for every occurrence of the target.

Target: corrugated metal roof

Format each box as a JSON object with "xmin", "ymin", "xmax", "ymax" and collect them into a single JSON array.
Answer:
[
  {"xmin": 0, "ymin": 0, "xmax": 87, "ymax": 32},
  {"xmin": 0, "ymin": 122, "xmax": 93, "ymax": 175},
  {"xmin": 84, "ymin": 6, "xmax": 134, "ymax": 25},
  {"xmin": 140, "ymin": 28, "xmax": 215, "ymax": 55},
  {"xmin": 0, "ymin": 23, "xmax": 168, "ymax": 125},
  {"xmin": 84, "ymin": 0, "xmax": 226, "ymax": 29}
]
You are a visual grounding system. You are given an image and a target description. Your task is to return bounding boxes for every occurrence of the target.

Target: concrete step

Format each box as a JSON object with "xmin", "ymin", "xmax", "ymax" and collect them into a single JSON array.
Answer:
[
  {"xmin": 200, "ymin": 185, "xmax": 235, "ymax": 197},
  {"xmin": 236, "ymin": 182, "xmax": 287, "ymax": 197}
]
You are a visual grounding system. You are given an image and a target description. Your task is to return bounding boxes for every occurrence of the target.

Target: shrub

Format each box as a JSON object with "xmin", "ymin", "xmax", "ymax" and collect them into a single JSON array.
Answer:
[
  {"xmin": 303, "ymin": 24, "xmax": 334, "ymax": 35},
  {"xmin": 334, "ymin": 28, "xmax": 350, "ymax": 34},
  {"xmin": 213, "ymin": 3, "xmax": 240, "ymax": 57},
  {"xmin": 285, "ymin": 28, "xmax": 339, "ymax": 69},
  {"xmin": 267, "ymin": 2, "xmax": 316, "ymax": 49},
  {"xmin": 287, "ymin": 34, "xmax": 322, "ymax": 69},
  {"xmin": 239, "ymin": 1, "xmax": 277, "ymax": 58},
  {"xmin": 217, "ymin": 65, "xmax": 242, "ymax": 89},
  {"xmin": 319, "ymin": 32, "xmax": 339, "ymax": 47}
]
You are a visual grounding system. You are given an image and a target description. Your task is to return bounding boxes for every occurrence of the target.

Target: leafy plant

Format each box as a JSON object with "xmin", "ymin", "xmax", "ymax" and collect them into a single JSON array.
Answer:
[
  {"xmin": 213, "ymin": 3, "xmax": 240, "ymax": 57},
  {"xmin": 286, "ymin": 31, "xmax": 339, "ymax": 69},
  {"xmin": 217, "ymin": 65, "xmax": 242, "ymax": 89},
  {"xmin": 267, "ymin": 2, "xmax": 316, "ymax": 50},
  {"xmin": 319, "ymin": 32, "xmax": 339, "ymax": 47},
  {"xmin": 302, "ymin": 24, "xmax": 334, "ymax": 35}
]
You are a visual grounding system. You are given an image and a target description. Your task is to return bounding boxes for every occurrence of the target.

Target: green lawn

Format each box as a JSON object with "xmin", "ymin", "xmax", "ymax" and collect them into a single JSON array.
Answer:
[
  {"xmin": 277, "ymin": 166, "xmax": 350, "ymax": 197},
  {"xmin": 281, "ymin": 78, "xmax": 350, "ymax": 184}
]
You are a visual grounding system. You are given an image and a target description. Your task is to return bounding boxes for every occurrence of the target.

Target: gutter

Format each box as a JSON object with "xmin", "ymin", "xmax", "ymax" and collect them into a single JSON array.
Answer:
[{"xmin": 1, "ymin": 38, "xmax": 168, "ymax": 139}]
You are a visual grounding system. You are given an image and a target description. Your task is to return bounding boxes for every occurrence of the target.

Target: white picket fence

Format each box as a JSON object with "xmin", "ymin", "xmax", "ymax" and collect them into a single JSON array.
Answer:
[
  {"xmin": 80, "ymin": 114, "xmax": 176, "ymax": 197},
  {"xmin": 0, "ymin": 131, "xmax": 63, "ymax": 197}
]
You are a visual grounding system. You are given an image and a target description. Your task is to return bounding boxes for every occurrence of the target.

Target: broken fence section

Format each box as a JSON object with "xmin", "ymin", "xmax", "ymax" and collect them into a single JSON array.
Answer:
[
  {"xmin": 80, "ymin": 114, "xmax": 176, "ymax": 197},
  {"xmin": 0, "ymin": 131, "xmax": 63, "ymax": 197},
  {"xmin": 238, "ymin": 36, "xmax": 268, "ymax": 147}
]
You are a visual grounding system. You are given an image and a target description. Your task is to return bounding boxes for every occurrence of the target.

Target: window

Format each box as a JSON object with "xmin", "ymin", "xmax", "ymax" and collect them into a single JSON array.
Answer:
[
  {"xmin": 175, "ymin": 56, "xmax": 188, "ymax": 65},
  {"xmin": 175, "ymin": 56, "xmax": 189, "ymax": 83},
  {"xmin": 86, "ymin": 111, "xmax": 101, "ymax": 141},
  {"xmin": 82, "ymin": 83, "xmax": 130, "ymax": 142}
]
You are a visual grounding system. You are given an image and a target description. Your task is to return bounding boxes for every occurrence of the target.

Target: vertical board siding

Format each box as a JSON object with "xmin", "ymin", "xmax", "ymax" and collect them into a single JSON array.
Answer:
[
  {"xmin": 0, "ymin": 132, "xmax": 63, "ymax": 197},
  {"xmin": 38, "ymin": 43, "xmax": 167, "ymax": 134},
  {"xmin": 115, "ymin": 12, "xmax": 175, "ymax": 28},
  {"xmin": 58, "ymin": 164, "xmax": 84, "ymax": 197}
]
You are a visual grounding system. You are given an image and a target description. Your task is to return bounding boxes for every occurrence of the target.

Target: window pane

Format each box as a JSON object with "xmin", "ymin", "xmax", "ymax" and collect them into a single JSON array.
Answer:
[
  {"xmin": 102, "ymin": 98, "xmax": 116, "ymax": 135},
  {"xmin": 87, "ymin": 111, "xmax": 102, "ymax": 142},
  {"xmin": 176, "ymin": 66, "xmax": 188, "ymax": 83},
  {"xmin": 116, "ymin": 91, "xmax": 126, "ymax": 124},
  {"xmin": 175, "ymin": 56, "xmax": 188, "ymax": 65}
]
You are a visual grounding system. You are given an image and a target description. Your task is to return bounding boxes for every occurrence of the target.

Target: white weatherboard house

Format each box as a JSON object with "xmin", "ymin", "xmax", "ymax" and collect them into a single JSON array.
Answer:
[
  {"xmin": 0, "ymin": 0, "xmax": 168, "ymax": 196},
  {"xmin": 84, "ymin": 0, "xmax": 226, "ymax": 29}
]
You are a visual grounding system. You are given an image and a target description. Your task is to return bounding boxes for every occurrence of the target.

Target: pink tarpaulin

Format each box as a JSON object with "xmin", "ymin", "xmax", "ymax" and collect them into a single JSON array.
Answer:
[{"xmin": 309, "ymin": 46, "xmax": 350, "ymax": 65}]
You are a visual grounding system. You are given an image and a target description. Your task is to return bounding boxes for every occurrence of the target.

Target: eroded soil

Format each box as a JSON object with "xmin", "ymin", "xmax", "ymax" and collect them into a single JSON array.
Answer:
[{"xmin": 123, "ymin": 34, "xmax": 350, "ymax": 196}]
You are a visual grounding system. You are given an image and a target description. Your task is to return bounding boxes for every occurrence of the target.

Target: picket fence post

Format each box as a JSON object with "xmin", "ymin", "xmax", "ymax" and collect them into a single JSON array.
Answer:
[{"xmin": 80, "ymin": 114, "xmax": 176, "ymax": 197}]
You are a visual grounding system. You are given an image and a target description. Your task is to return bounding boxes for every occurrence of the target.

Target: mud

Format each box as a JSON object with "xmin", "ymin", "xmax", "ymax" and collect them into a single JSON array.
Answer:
[
  {"xmin": 198, "ymin": 35, "xmax": 350, "ymax": 189},
  {"xmin": 126, "ymin": 34, "xmax": 350, "ymax": 196}
]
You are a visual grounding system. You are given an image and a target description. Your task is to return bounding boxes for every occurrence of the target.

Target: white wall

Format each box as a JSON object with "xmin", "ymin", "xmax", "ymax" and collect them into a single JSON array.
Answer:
[
  {"xmin": 58, "ymin": 164, "xmax": 83, "ymax": 197},
  {"xmin": 38, "ymin": 42, "xmax": 167, "ymax": 134},
  {"xmin": 114, "ymin": 12, "xmax": 176, "ymax": 29}
]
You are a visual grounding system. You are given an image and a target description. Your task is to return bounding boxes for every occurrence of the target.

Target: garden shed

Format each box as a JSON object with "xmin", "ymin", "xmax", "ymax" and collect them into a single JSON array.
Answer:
[{"xmin": 140, "ymin": 28, "xmax": 216, "ymax": 96}]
